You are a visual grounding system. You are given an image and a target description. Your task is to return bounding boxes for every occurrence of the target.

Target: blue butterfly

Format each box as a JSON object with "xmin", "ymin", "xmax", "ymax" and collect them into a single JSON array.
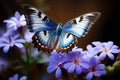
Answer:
[{"xmin": 21, "ymin": 4, "xmax": 101, "ymax": 52}]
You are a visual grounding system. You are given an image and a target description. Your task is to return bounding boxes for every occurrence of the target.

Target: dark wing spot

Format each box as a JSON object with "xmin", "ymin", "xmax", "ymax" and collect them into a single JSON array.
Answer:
[
  {"xmin": 43, "ymin": 16, "xmax": 48, "ymax": 21},
  {"xmin": 67, "ymin": 33, "xmax": 71, "ymax": 38},
  {"xmin": 79, "ymin": 16, "xmax": 83, "ymax": 22},
  {"xmin": 38, "ymin": 11, "xmax": 42, "ymax": 18},
  {"xmin": 73, "ymin": 19, "xmax": 77, "ymax": 24},
  {"xmin": 42, "ymin": 16, "xmax": 49, "ymax": 23},
  {"xmin": 43, "ymin": 30, "xmax": 47, "ymax": 36}
]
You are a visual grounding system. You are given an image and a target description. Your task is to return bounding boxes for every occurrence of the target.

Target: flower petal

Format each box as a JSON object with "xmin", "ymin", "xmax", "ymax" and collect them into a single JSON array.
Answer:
[
  {"xmin": 20, "ymin": 21, "xmax": 26, "ymax": 26},
  {"xmin": 8, "ymin": 77, "xmax": 13, "ymax": 80},
  {"xmin": 20, "ymin": 15, "xmax": 25, "ymax": 20},
  {"xmin": 3, "ymin": 20, "xmax": 15, "ymax": 24},
  {"xmin": 75, "ymin": 65, "xmax": 82, "ymax": 74},
  {"xmin": 20, "ymin": 76, "xmax": 27, "ymax": 80},
  {"xmin": 105, "ymin": 41, "xmax": 113, "ymax": 49},
  {"xmin": 13, "ymin": 74, "xmax": 18, "ymax": 80},
  {"xmin": 0, "ymin": 43, "xmax": 6, "ymax": 47},
  {"xmin": 111, "ymin": 45, "xmax": 119, "ymax": 49},
  {"xmin": 13, "ymin": 34, "xmax": 20, "ymax": 39},
  {"xmin": 87, "ymin": 45, "xmax": 94, "ymax": 53},
  {"xmin": 3, "ymin": 45, "xmax": 10, "ymax": 53},
  {"xmin": 68, "ymin": 64, "xmax": 75, "ymax": 73},
  {"xmin": 92, "ymin": 41, "xmax": 102, "ymax": 46},
  {"xmin": 7, "ymin": 23, "xmax": 16, "ymax": 29},
  {"xmin": 98, "ymin": 70, "xmax": 107, "ymax": 75},
  {"xmin": 15, "ymin": 11, "xmax": 21, "ymax": 19},
  {"xmin": 94, "ymin": 71, "xmax": 101, "ymax": 77},
  {"xmin": 96, "ymin": 64, "xmax": 105, "ymax": 70},
  {"xmin": 89, "ymin": 57, "xmax": 98, "ymax": 67},
  {"xmin": 47, "ymin": 66, "xmax": 57, "ymax": 73},
  {"xmin": 99, "ymin": 53, "xmax": 106, "ymax": 60},
  {"xmin": 72, "ymin": 46, "xmax": 83, "ymax": 52},
  {"xmin": 80, "ymin": 63, "xmax": 89, "ymax": 69},
  {"xmin": 10, "ymin": 17, "xmax": 17, "ymax": 21},
  {"xmin": 107, "ymin": 53, "xmax": 115, "ymax": 60},
  {"xmin": 86, "ymin": 72, "xmax": 93, "ymax": 80},
  {"xmin": 15, "ymin": 39, "xmax": 25, "ymax": 43},
  {"xmin": 63, "ymin": 62, "xmax": 73, "ymax": 69},
  {"xmin": 14, "ymin": 43, "xmax": 24, "ymax": 48},
  {"xmin": 55, "ymin": 67, "xmax": 62, "ymax": 78},
  {"xmin": 110, "ymin": 49, "xmax": 120, "ymax": 53}
]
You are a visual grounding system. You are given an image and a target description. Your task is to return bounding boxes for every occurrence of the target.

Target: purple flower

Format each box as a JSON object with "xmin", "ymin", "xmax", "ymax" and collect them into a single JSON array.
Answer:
[
  {"xmin": 2, "ymin": 29, "xmax": 14, "ymax": 37},
  {"xmin": 4, "ymin": 11, "xmax": 26, "ymax": 31},
  {"xmin": 9, "ymin": 74, "xmax": 27, "ymax": 80},
  {"xmin": 92, "ymin": 41, "xmax": 120, "ymax": 60},
  {"xmin": 47, "ymin": 50, "xmax": 66, "ymax": 78},
  {"xmin": 24, "ymin": 29, "xmax": 34, "ymax": 42},
  {"xmin": 0, "ymin": 34, "xmax": 25, "ymax": 53},
  {"xmin": 81, "ymin": 45, "xmax": 99, "ymax": 61},
  {"xmin": 86, "ymin": 57, "xmax": 106, "ymax": 80},
  {"xmin": 63, "ymin": 48, "xmax": 89, "ymax": 74},
  {"xmin": 72, "ymin": 46, "xmax": 83, "ymax": 52}
]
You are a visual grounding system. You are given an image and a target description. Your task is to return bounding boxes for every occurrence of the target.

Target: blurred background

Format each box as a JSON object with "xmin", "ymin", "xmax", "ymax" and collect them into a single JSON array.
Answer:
[{"xmin": 0, "ymin": 0, "xmax": 120, "ymax": 80}]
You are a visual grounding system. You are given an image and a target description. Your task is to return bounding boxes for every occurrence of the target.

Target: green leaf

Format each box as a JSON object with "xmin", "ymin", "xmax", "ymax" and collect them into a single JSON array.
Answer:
[
  {"xmin": 13, "ymin": 65, "xmax": 23, "ymax": 70},
  {"xmin": 36, "ymin": 57, "xmax": 49, "ymax": 64},
  {"xmin": 35, "ymin": 55, "xmax": 49, "ymax": 64},
  {"xmin": 21, "ymin": 55, "xmax": 34, "ymax": 64}
]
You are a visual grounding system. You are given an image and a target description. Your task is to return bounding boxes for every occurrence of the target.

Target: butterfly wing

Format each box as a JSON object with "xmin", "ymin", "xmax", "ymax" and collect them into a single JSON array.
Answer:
[
  {"xmin": 32, "ymin": 30, "xmax": 56, "ymax": 51},
  {"xmin": 21, "ymin": 4, "xmax": 57, "ymax": 51},
  {"xmin": 57, "ymin": 31, "xmax": 77, "ymax": 51},
  {"xmin": 63, "ymin": 12, "xmax": 101, "ymax": 38},
  {"xmin": 21, "ymin": 4, "xmax": 56, "ymax": 32}
]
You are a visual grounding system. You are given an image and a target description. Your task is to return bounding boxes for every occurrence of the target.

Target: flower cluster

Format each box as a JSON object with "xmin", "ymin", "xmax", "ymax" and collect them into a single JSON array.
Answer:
[
  {"xmin": 47, "ymin": 41, "xmax": 120, "ymax": 80},
  {"xmin": 0, "ymin": 11, "xmax": 46, "ymax": 80},
  {"xmin": 0, "ymin": 11, "xmax": 33, "ymax": 53}
]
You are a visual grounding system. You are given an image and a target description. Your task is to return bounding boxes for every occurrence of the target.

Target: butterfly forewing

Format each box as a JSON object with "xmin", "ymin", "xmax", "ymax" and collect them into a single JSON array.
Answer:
[
  {"xmin": 21, "ymin": 4, "xmax": 56, "ymax": 32},
  {"xmin": 63, "ymin": 12, "xmax": 101, "ymax": 38}
]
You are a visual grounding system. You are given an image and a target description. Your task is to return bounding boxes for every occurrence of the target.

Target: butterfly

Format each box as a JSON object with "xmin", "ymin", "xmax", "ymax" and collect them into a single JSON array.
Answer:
[{"xmin": 21, "ymin": 4, "xmax": 101, "ymax": 52}]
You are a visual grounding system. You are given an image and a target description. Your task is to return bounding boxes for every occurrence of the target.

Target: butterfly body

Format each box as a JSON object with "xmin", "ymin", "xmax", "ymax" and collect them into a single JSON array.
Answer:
[
  {"xmin": 21, "ymin": 4, "xmax": 101, "ymax": 52},
  {"xmin": 55, "ymin": 23, "xmax": 62, "ymax": 35}
]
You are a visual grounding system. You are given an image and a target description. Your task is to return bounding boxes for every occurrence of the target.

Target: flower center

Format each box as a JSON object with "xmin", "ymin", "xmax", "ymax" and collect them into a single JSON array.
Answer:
[
  {"xmin": 73, "ymin": 58, "xmax": 80, "ymax": 65},
  {"xmin": 91, "ymin": 67, "xmax": 96, "ymax": 72},
  {"xmin": 102, "ymin": 48, "xmax": 109, "ymax": 53}
]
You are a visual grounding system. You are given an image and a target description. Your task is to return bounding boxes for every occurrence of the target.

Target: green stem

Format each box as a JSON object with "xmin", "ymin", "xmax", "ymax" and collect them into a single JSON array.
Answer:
[{"xmin": 26, "ymin": 47, "xmax": 31, "ymax": 80}]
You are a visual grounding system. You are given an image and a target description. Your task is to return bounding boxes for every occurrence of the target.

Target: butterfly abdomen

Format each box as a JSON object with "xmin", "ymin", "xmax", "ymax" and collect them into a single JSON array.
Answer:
[{"xmin": 56, "ymin": 23, "xmax": 63, "ymax": 35}]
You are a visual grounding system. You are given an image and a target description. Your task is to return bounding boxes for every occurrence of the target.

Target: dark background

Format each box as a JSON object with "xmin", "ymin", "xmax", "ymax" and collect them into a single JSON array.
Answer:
[{"xmin": 0, "ymin": 0, "xmax": 120, "ymax": 80}]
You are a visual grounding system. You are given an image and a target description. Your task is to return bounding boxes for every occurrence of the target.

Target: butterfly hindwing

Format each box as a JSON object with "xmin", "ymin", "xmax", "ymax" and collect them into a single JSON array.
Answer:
[
  {"xmin": 59, "ymin": 31, "xmax": 76, "ymax": 50},
  {"xmin": 32, "ymin": 30, "xmax": 56, "ymax": 51},
  {"xmin": 63, "ymin": 12, "xmax": 101, "ymax": 38},
  {"xmin": 21, "ymin": 4, "xmax": 56, "ymax": 32}
]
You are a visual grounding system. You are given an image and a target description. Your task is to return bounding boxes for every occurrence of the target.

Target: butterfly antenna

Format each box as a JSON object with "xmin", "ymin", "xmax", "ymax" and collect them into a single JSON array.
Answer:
[{"xmin": 51, "ymin": 6, "xmax": 60, "ymax": 23}]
